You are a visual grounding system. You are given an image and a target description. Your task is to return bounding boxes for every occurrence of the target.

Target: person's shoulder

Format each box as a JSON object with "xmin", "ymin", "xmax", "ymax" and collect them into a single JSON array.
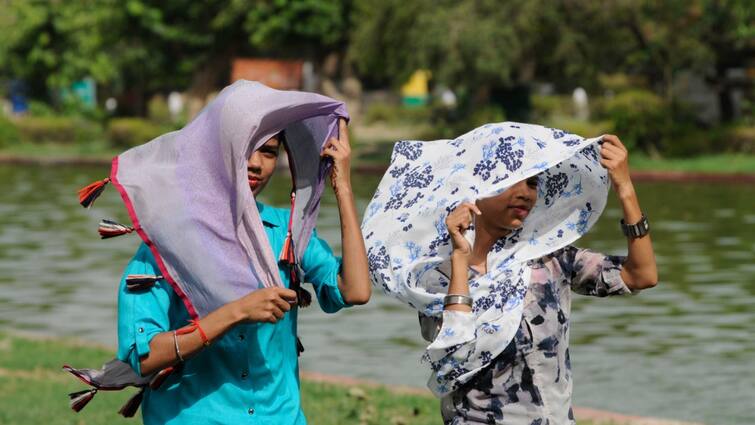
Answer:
[{"xmin": 531, "ymin": 245, "xmax": 580, "ymax": 270}]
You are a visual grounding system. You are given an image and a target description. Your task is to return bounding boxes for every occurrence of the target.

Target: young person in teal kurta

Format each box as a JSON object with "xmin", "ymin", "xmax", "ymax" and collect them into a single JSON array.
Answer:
[{"xmin": 116, "ymin": 120, "xmax": 371, "ymax": 424}]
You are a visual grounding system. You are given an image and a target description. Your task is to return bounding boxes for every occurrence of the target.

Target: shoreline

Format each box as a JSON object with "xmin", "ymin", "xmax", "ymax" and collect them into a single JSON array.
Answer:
[{"xmin": 1, "ymin": 153, "xmax": 753, "ymax": 184}]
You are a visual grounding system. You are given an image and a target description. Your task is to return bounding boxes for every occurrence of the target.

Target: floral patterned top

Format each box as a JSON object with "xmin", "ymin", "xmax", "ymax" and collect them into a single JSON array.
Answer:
[{"xmin": 420, "ymin": 246, "xmax": 633, "ymax": 424}]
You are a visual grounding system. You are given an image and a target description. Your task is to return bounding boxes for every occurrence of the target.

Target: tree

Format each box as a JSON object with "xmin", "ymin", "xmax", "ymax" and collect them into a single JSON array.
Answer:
[{"xmin": 0, "ymin": 0, "xmax": 350, "ymax": 112}]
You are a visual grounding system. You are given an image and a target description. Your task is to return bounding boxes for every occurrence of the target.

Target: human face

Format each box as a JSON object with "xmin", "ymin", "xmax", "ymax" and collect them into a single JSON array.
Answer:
[
  {"xmin": 475, "ymin": 175, "xmax": 538, "ymax": 233},
  {"xmin": 247, "ymin": 136, "xmax": 281, "ymax": 196}
]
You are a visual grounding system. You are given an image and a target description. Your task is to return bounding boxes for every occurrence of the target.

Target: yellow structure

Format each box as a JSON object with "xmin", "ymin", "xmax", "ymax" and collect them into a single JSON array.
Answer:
[{"xmin": 400, "ymin": 70, "xmax": 431, "ymax": 106}]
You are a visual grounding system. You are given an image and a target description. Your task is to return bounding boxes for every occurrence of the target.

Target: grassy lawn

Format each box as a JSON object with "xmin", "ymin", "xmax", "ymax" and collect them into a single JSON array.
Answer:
[
  {"xmin": 2, "ymin": 140, "xmax": 752, "ymax": 174},
  {"xmin": 0, "ymin": 332, "xmax": 438, "ymax": 425},
  {"xmin": 629, "ymin": 153, "xmax": 755, "ymax": 174},
  {"xmin": 0, "ymin": 332, "xmax": 615, "ymax": 425},
  {"xmin": 0, "ymin": 141, "xmax": 118, "ymax": 161}
]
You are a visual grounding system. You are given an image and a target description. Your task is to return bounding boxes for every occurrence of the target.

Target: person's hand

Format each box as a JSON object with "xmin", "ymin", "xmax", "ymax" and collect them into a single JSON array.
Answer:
[
  {"xmin": 321, "ymin": 119, "xmax": 352, "ymax": 197},
  {"xmin": 232, "ymin": 287, "xmax": 298, "ymax": 324},
  {"xmin": 600, "ymin": 135, "xmax": 633, "ymax": 197},
  {"xmin": 445, "ymin": 202, "xmax": 481, "ymax": 257}
]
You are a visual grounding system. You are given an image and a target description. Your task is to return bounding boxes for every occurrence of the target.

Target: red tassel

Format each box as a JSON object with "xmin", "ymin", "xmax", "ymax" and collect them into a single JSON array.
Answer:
[
  {"xmin": 118, "ymin": 388, "xmax": 144, "ymax": 418},
  {"xmin": 69, "ymin": 388, "xmax": 97, "ymax": 412},
  {"xmin": 279, "ymin": 232, "xmax": 294, "ymax": 264},
  {"xmin": 279, "ymin": 191, "xmax": 296, "ymax": 264},
  {"xmin": 78, "ymin": 178, "xmax": 109, "ymax": 208},
  {"xmin": 98, "ymin": 219, "xmax": 135, "ymax": 239}
]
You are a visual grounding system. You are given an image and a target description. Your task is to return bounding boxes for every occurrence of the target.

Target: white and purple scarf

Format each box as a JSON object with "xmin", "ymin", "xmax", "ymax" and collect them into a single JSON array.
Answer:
[{"xmin": 361, "ymin": 122, "xmax": 608, "ymax": 395}]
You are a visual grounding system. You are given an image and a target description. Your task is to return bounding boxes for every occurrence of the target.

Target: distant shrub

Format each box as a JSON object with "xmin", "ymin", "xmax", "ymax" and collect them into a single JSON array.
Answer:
[
  {"xmin": 364, "ymin": 102, "xmax": 432, "ymax": 125},
  {"xmin": 107, "ymin": 118, "xmax": 164, "ymax": 148},
  {"xmin": 596, "ymin": 89, "xmax": 671, "ymax": 153},
  {"xmin": 544, "ymin": 117, "xmax": 612, "ymax": 138},
  {"xmin": 530, "ymin": 95, "xmax": 573, "ymax": 121},
  {"xmin": 147, "ymin": 95, "xmax": 171, "ymax": 124},
  {"xmin": 727, "ymin": 125, "xmax": 755, "ymax": 153},
  {"xmin": 0, "ymin": 115, "xmax": 20, "ymax": 147},
  {"xmin": 465, "ymin": 105, "xmax": 506, "ymax": 129},
  {"xmin": 14, "ymin": 116, "xmax": 100, "ymax": 144}
]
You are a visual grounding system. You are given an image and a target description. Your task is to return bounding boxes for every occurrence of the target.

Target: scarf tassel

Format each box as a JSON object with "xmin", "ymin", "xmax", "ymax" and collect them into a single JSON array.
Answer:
[
  {"xmin": 78, "ymin": 178, "xmax": 109, "ymax": 208},
  {"xmin": 296, "ymin": 286, "xmax": 312, "ymax": 308},
  {"xmin": 98, "ymin": 219, "xmax": 135, "ymax": 239},
  {"xmin": 279, "ymin": 232, "xmax": 294, "ymax": 264},
  {"xmin": 126, "ymin": 274, "xmax": 163, "ymax": 291},
  {"xmin": 118, "ymin": 388, "xmax": 144, "ymax": 418},
  {"xmin": 68, "ymin": 388, "xmax": 97, "ymax": 412}
]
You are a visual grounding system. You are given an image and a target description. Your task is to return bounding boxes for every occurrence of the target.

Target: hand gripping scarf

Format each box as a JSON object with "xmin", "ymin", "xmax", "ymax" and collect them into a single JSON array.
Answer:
[
  {"xmin": 64, "ymin": 80, "xmax": 348, "ymax": 416},
  {"xmin": 361, "ymin": 122, "xmax": 609, "ymax": 396}
]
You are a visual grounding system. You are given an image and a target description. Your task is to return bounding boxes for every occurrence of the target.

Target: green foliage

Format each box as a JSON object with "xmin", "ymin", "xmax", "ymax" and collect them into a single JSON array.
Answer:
[
  {"xmin": 530, "ymin": 95, "xmax": 573, "ymax": 122},
  {"xmin": 0, "ymin": 115, "xmax": 20, "ymax": 147},
  {"xmin": 147, "ymin": 95, "xmax": 172, "ymax": 124},
  {"xmin": 598, "ymin": 90, "xmax": 671, "ymax": 153},
  {"xmin": 350, "ymin": 0, "xmax": 539, "ymax": 102},
  {"xmin": 0, "ymin": 332, "xmax": 441, "ymax": 425},
  {"xmin": 107, "ymin": 118, "xmax": 165, "ymax": 148},
  {"xmin": 364, "ymin": 103, "xmax": 432, "ymax": 125},
  {"xmin": 14, "ymin": 116, "xmax": 101, "ymax": 145},
  {"xmin": 726, "ymin": 125, "xmax": 755, "ymax": 153}
]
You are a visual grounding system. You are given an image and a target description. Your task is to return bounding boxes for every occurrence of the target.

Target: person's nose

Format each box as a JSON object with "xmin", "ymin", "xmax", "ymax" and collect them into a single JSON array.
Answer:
[
  {"xmin": 247, "ymin": 152, "xmax": 262, "ymax": 173},
  {"xmin": 512, "ymin": 180, "xmax": 534, "ymax": 203}
]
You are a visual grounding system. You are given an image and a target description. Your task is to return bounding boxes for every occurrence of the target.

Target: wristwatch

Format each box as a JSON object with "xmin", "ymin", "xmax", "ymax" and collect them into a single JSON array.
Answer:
[{"xmin": 621, "ymin": 213, "xmax": 650, "ymax": 238}]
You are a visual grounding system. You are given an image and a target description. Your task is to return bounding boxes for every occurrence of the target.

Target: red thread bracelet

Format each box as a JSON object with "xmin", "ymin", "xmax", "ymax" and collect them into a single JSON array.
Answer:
[
  {"xmin": 190, "ymin": 319, "xmax": 210, "ymax": 346},
  {"xmin": 176, "ymin": 320, "xmax": 210, "ymax": 346}
]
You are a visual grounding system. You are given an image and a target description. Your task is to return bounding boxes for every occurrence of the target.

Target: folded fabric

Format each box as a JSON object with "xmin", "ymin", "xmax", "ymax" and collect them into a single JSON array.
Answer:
[{"xmin": 361, "ymin": 122, "xmax": 608, "ymax": 395}]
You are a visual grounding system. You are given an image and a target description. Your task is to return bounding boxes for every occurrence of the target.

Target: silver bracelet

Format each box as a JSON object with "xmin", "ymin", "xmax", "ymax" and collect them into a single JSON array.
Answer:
[
  {"xmin": 173, "ymin": 330, "xmax": 184, "ymax": 363},
  {"xmin": 444, "ymin": 294, "xmax": 473, "ymax": 308}
]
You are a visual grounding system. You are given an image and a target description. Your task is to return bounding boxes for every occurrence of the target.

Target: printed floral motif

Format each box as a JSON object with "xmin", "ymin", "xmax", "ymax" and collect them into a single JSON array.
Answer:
[
  {"xmin": 362, "ymin": 122, "xmax": 609, "ymax": 398},
  {"xmin": 440, "ymin": 247, "xmax": 631, "ymax": 424},
  {"xmin": 394, "ymin": 141, "xmax": 423, "ymax": 160}
]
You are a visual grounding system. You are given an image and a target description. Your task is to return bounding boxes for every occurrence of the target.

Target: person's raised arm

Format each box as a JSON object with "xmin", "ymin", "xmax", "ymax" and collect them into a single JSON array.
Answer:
[
  {"xmin": 600, "ymin": 135, "xmax": 658, "ymax": 291},
  {"xmin": 444, "ymin": 202, "xmax": 482, "ymax": 312},
  {"xmin": 321, "ymin": 119, "xmax": 371, "ymax": 305}
]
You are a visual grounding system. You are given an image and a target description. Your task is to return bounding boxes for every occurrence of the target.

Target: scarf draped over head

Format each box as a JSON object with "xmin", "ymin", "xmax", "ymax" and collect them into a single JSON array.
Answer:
[
  {"xmin": 111, "ymin": 80, "xmax": 348, "ymax": 317},
  {"xmin": 64, "ymin": 81, "xmax": 348, "ymax": 415},
  {"xmin": 361, "ymin": 122, "xmax": 609, "ymax": 396}
]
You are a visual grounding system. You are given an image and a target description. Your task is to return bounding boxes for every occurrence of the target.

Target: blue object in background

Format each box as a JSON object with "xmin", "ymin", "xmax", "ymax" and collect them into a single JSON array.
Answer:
[
  {"xmin": 9, "ymin": 80, "xmax": 28, "ymax": 114},
  {"xmin": 71, "ymin": 78, "xmax": 96, "ymax": 108}
]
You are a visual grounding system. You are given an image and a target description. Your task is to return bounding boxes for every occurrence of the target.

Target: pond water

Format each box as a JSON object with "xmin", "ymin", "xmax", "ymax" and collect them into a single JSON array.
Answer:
[{"xmin": 0, "ymin": 163, "xmax": 752, "ymax": 424}]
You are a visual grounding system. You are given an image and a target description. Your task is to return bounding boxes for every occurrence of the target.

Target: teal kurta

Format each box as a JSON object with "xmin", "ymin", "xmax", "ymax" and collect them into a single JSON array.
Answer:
[{"xmin": 117, "ymin": 202, "xmax": 347, "ymax": 425}]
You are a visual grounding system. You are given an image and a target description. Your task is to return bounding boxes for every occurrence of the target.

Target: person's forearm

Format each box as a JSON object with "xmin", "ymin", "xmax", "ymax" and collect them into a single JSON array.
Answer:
[
  {"xmin": 335, "ymin": 185, "xmax": 371, "ymax": 305},
  {"xmin": 446, "ymin": 252, "xmax": 472, "ymax": 312},
  {"xmin": 140, "ymin": 301, "xmax": 244, "ymax": 376},
  {"xmin": 617, "ymin": 182, "xmax": 658, "ymax": 290}
]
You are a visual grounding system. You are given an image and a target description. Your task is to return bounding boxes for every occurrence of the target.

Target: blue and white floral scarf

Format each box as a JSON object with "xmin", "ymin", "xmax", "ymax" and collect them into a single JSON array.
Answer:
[{"xmin": 361, "ymin": 122, "xmax": 609, "ymax": 396}]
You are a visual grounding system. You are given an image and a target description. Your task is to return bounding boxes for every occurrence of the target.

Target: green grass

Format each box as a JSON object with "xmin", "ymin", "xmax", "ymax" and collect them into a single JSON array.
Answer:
[
  {"xmin": 0, "ymin": 332, "xmax": 438, "ymax": 425},
  {"xmin": 0, "ymin": 141, "xmax": 118, "ymax": 160},
  {"xmin": 2, "ymin": 138, "xmax": 754, "ymax": 175},
  {"xmin": 629, "ymin": 153, "xmax": 755, "ymax": 173},
  {"xmin": 0, "ymin": 333, "xmax": 614, "ymax": 425}
]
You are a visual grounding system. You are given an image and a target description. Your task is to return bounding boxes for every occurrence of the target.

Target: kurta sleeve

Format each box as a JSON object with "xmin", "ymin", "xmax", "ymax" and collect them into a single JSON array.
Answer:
[
  {"xmin": 557, "ymin": 245, "xmax": 633, "ymax": 296},
  {"xmin": 116, "ymin": 243, "xmax": 175, "ymax": 376},
  {"xmin": 301, "ymin": 229, "xmax": 349, "ymax": 314}
]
